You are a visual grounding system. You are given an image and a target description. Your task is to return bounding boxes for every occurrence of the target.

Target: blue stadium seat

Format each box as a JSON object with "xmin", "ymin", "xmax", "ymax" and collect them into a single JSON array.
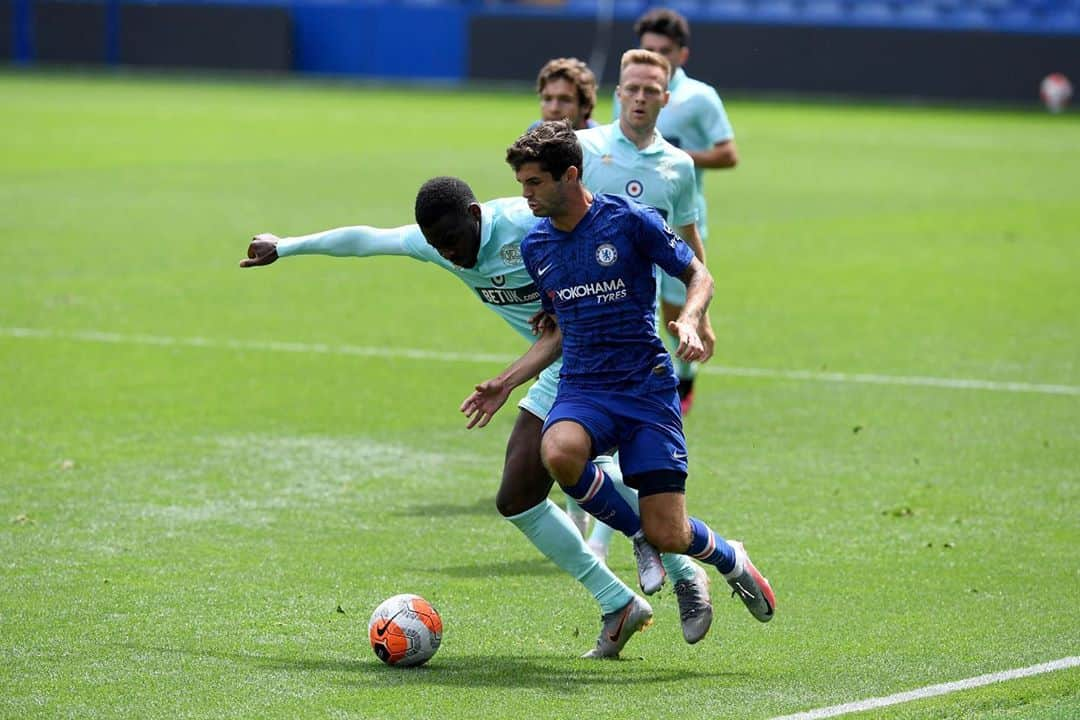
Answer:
[
  {"xmin": 850, "ymin": 1, "xmax": 895, "ymax": 22},
  {"xmin": 756, "ymin": 0, "xmax": 799, "ymax": 20},
  {"xmin": 698, "ymin": 0, "xmax": 754, "ymax": 20},
  {"xmin": 897, "ymin": 2, "xmax": 943, "ymax": 24},
  {"xmin": 801, "ymin": 0, "xmax": 847, "ymax": 21}
]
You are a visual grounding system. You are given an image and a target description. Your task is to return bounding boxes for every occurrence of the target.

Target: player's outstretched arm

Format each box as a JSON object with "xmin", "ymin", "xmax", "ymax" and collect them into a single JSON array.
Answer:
[
  {"xmin": 460, "ymin": 319, "xmax": 562, "ymax": 429},
  {"xmin": 241, "ymin": 225, "xmax": 423, "ymax": 269},
  {"xmin": 240, "ymin": 233, "xmax": 280, "ymax": 267}
]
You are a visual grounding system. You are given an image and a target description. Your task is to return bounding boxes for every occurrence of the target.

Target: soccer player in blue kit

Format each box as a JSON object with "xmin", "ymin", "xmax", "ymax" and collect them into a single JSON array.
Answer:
[
  {"xmin": 572, "ymin": 48, "xmax": 713, "ymax": 565},
  {"xmin": 462, "ymin": 122, "xmax": 775, "ymax": 649},
  {"xmin": 240, "ymin": 176, "xmax": 710, "ymax": 657}
]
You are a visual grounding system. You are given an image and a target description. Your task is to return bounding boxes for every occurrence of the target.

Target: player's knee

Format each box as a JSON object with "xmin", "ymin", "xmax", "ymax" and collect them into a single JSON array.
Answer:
[
  {"xmin": 540, "ymin": 444, "xmax": 585, "ymax": 487},
  {"xmin": 495, "ymin": 463, "xmax": 552, "ymax": 518}
]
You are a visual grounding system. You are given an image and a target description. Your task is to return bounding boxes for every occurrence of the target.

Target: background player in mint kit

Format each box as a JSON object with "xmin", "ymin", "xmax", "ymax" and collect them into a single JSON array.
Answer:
[
  {"xmin": 463, "ymin": 121, "xmax": 775, "ymax": 643},
  {"xmin": 531, "ymin": 57, "xmax": 599, "ymax": 132},
  {"xmin": 618, "ymin": 8, "xmax": 739, "ymax": 415},
  {"xmin": 239, "ymin": 176, "xmax": 710, "ymax": 657}
]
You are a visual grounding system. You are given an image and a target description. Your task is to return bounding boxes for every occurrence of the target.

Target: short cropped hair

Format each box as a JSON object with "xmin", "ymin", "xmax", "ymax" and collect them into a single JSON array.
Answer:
[
  {"xmin": 634, "ymin": 7, "xmax": 691, "ymax": 47},
  {"xmin": 505, "ymin": 120, "xmax": 582, "ymax": 181},
  {"xmin": 620, "ymin": 49, "xmax": 672, "ymax": 85},
  {"xmin": 536, "ymin": 57, "xmax": 598, "ymax": 123},
  {"xmin": 414, "ymin": 176, "xmax": 476, "ymax": 228}
]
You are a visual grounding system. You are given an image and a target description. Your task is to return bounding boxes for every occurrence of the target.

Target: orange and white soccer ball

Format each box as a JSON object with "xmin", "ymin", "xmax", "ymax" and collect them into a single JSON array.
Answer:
[
  {"xmin": 368, "ymin": 593, "xmax": 443, "ymax": 667},
  {"xmin": 1040, "ymin": 73, "xmax": 1073, "ymax": 113}
]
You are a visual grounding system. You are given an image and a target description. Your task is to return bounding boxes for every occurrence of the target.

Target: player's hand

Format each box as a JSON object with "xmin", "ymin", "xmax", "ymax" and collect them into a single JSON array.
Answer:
[
  {"xmin": 528, "ymin": 310, "xmax": 556, "ymax": 336},
  {"xmin": 460, "ymin": 378, "xmax": 513, "ymax": 429},
  {"xmin": 698, "ymin": 314, "xmax": 716, "ymax": 362},
  {"xmin": 240, "ymin": 233, "xmax": 280, "ymax": 267},
  {"xmin": 667, "ymin": 319, "xmax": 707, "ymax": 363}
]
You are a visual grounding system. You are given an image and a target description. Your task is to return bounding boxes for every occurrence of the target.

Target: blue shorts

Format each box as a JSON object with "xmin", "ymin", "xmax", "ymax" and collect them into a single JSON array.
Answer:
[{"xmin": 543, "ymin": 359, "xmax": 688, "ymax": 482}]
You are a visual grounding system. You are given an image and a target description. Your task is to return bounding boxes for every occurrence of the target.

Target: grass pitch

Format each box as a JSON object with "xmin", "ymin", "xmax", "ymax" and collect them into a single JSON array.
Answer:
[{"xmin": 1, "ymin": 70, "xmax": 1078, "ymax": 719}]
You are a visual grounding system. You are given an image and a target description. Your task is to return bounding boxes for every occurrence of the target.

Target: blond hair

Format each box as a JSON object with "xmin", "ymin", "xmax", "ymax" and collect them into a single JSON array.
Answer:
[{"xmin": 619, "ymin": 49, "xmax": 671, "ymax": 84}]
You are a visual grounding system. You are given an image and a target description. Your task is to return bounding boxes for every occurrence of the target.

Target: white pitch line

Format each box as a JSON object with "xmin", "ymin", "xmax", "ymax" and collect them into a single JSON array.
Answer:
[
  {"xmin": 3, "ymin": 326, "xmax": 1079, "ymax": 397},
  {"xmin": 770, "ymin": 656, "xmax": 1080, "ymax": 720}
]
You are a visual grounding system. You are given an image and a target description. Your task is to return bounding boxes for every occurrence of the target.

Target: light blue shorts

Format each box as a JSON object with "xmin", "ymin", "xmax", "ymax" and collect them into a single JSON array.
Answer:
[
  {"xmin": 517, "ymin": 362, "xmax": 561, "ymax": 421},
  {"xmin": 659, "ymin": 271, "xmax": 687, "ymax": 306}
]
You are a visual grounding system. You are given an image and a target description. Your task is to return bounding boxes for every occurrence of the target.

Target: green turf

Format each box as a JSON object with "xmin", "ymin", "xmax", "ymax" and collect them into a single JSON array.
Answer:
[{"xmin": 1, "ymin": 70, "xmax": 1078, "ymax": 719}]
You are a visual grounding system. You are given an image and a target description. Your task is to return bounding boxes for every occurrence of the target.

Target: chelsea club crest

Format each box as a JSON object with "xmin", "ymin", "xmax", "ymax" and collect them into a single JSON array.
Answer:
[{"xmin": 596, "ymin": 243, "xmax": 618, "ymax": 266}]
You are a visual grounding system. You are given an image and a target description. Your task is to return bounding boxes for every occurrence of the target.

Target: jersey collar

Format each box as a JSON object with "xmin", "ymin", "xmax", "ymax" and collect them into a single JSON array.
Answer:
[
  {"xmin": 612, "ymin": 121, "xmax": 666, "ymax": 156},
  {"xmin": 669, "ymin": 67, "xmax": 687, "ymax": 92}
]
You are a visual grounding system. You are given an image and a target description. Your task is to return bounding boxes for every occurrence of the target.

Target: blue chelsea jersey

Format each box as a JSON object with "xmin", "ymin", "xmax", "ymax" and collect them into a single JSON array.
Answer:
[{"xmin": 521, "ymin": 194, "xmax": 694, "ymax": 390}]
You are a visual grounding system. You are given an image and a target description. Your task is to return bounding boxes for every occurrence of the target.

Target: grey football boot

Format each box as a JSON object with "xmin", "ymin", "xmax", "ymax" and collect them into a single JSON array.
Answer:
[
  {"xmin": 725, "ymin": 540, "xmax": 776, "ymax": 622},
  {"xmin": 673, "ymin": 564, "xmax": 713, "ymax": 643},
  {"xmin": 581, "ymin": 595, "xmax": 654, "ymax": 659},
  {"xmin": 632, "ymin": 530, "xmax": 666, "ymax": 595}
]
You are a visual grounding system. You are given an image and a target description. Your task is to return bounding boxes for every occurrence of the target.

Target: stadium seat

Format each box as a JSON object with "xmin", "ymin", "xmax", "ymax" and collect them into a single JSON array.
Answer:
[
  {"xmin": 850, "ymin": 1, "xmax": 895, "ymax": 22},
  {"xmin": 802, "ymin": 0, "xmax": 846, "ymax": 20}
]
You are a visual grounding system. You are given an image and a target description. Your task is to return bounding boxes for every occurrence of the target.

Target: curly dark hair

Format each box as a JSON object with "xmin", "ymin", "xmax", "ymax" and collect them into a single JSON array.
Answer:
[
  {"xmin": 505, "ymin": 120, "xmax": 582, "ymax": 181},
  {"xmin": 634, "ymin": 7, "xmax": 691, "ymax": 47},
  {"xmin": 414, "ymin": 176, "xmax": 476, "ymax": 228}
]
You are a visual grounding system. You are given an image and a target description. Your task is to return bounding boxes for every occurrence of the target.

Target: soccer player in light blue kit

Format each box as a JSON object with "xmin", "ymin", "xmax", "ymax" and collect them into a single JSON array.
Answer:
[
  {"xmin": 574, "ymin": 48, "xmax": 716, "ymax": 567},
  {"xmin": 463, "ymin": 122, "xmax": 775, "ymax": 658},
  {"xmin": 617, "ymin": 8, "xmax": 739, "ymax": 415},
  {"xmin": 530, "ymin": 57, "xmax": 600, "ymax": 132},
  {"xmin": 239, "ymin": 176, "xmax": 709, "ymax": 657}
]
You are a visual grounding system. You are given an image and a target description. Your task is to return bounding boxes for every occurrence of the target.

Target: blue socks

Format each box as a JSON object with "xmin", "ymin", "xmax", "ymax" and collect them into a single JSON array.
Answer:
[
  {"xmin": 562, "ymin": 461, "xmax": 641, "ymax": 537},
  {"xmin": 591, "ymin": 456, "xmax": 702, "ymax": 584},
  {"xmin": 506, "ymin": 499, "xmax": 634, "ymax": 614},
  {"xmin": 687, "ymin": 517, "xmax": 737, "ymax": 574}
]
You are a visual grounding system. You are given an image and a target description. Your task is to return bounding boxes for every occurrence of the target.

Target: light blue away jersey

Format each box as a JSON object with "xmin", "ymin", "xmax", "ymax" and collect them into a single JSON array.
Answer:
[
  {"xmin": 614, "ymin": 67, "xmax": 733, "ymax": 232},
  {"xmin": 522, "ymin": 193, "xmax": 694, "ymax": 391},
  {"xmin": 276, "ymin": 197, "xmax": 543, "ymax": 344},
  {"xmin": 576, "ymin": 123, "xmax": 698, "ymax": 230}
]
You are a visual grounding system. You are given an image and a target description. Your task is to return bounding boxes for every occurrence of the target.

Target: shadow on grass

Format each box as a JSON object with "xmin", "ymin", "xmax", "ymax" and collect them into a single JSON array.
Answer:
[
  {"xmin": 395, "ymin": 497, "xmax": 494, "ymax": 518},
  {"xmin": 435, "ymin": 557, "xmax": 566, "ymax": 578},
  {"xmin": 122, "ymin": 644, "xmax": 741, "ymax": 690}
]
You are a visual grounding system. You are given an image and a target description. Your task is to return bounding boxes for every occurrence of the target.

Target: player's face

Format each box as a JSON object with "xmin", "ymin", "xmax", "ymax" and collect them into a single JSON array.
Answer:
[
  {"xmin": 639, "ymin": 32, "xmax": 689, "ymax": 70},
  {"xmin": 540, "ymin": 78, "xmax": 584, "ymax": 129},
  {"xmin": 420, "ymin": 203, "xmax": 482, "ymax": 268},
  {"xmin": 617, "ymin": 63, "xmax": 669, "ymax": 134},
  {"xmin": 515, "ymin": 162, "xmax": 568, "ymax": 218}
]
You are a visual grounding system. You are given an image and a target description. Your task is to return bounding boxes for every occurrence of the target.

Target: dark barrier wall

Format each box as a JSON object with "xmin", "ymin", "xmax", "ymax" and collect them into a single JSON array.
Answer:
[
  {"xmin": 469, "ymin": 15, "xmax": 1080, "ymax": 102},
  {"xmin": 8, "ymin": 2, "xmax": 1080, "ymax": 103},
  {"xmin": 1, "ymin": 1, "xmax": 13, "ymax": 60},
  {"xmin": 34, "ymin": 1, "xmax": 108, "ymax": 64},
  {"xmin": 119, "ymin": 4, "xmax": 291, "ymax": 70}
]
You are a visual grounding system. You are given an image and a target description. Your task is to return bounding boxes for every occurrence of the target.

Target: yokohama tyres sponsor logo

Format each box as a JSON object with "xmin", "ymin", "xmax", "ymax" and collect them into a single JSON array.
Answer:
[
  {"xmin": 554, "ymin": 278, "xmax": 627, "ymax": 304},
  {"xmin": 475, "ymin": 283, "xmax": 540, "ymax": 306}
]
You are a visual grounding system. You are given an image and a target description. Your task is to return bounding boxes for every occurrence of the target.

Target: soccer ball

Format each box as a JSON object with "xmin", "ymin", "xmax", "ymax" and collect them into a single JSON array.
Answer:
[
  {"xmin": 368, "ymin": 593, "xmax": 443, "ymax": 667},
  {"xmin": 1040, "ymin": 73, "xmax": 1073, "ymax": 113}
]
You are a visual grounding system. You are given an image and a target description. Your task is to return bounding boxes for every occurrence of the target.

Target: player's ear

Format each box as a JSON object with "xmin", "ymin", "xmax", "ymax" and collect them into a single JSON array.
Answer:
[
  {"xmin": 468, "ymin": 202, "xmax": 482, "ymax": 221},
  {"xmin": 563, "ymin": 165, "xmax": 580, "ymax": 183},
  {"xmin": 679, "ymin": 46, "xmax": 689, "ymax": 66}
]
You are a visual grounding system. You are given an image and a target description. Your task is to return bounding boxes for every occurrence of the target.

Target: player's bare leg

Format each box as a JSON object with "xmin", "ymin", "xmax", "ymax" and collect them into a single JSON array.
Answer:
[
  {"xmin": 541, "ymin": 421, "xmax": 666, "ymax": 595},
  {"xmin": 497, "ymin": 411, "xmax": 650, "ymax": 654},
  {"xmin": 639, "ymin": 492, "xmax": 775, "ymax": 626}
]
